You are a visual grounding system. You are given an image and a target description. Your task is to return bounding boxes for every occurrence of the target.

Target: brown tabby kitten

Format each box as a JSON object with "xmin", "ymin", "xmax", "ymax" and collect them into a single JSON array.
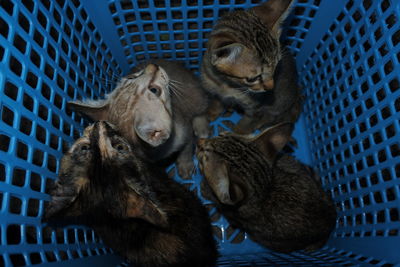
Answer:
[
  {"xmin": 43, "ymin": 121, "xmax": 218, "ymax": 267},
  {"xmin": 202, "ymin": 0, "xmax": 302, "ymax": 134},
  {"xmin": 68, "ymin": 59, "xmax": 210, "ymax": 179},
  {"xmin": 196, "ymin": 123, "xmax": 337, "ymax": 253}
]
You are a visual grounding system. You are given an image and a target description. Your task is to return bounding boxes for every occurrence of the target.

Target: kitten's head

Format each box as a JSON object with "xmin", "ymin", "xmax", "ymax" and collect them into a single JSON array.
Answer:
[
  {"xmin": 43, "ymin": 121, "xmax": 168, "ymax": 227},
  {"xmin": 68, "ymin": 63, "xmax": 173, "ymax": 147},
  {"xmin": 209, "ymin": 0, "xmax": 293, "ymax": 92},
  {"xmin": 196, "ymin": 123, "xmax": 293, "ymax": 205}
]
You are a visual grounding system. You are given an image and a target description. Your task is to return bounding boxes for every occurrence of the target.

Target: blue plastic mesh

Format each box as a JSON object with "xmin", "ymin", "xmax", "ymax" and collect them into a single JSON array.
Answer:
[
  {"xmin": 299, "ymin": 0, "xmax": 400, "ymax": 263},
  {"xmin": 0, "ymin": 0, "xmax": 400, "ymax": 266},
  {"xmin": 0, "ymin": 0, "xmax": 121, "ymax": 266}
]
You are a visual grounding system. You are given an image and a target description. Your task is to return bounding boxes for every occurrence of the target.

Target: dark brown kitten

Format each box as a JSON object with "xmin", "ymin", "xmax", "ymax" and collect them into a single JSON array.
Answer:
[
  {"xmin": 196, "ymin": 123, "xmax": 337, "ymax": 253},
  {"xmin": 202, "ymin": 0, "xmax": 302, "ymax": 134},
  {"xmin": 43, "ymin": 121, "xmax": 218, "ymax": 267}
]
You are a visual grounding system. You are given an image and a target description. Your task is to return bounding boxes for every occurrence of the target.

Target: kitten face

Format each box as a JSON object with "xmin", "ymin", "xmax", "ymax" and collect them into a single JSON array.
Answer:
[
  {"xmin": 211, "ymin": 42, "xmax": 279, "ymax": 92},
  {"xmin": 44, "ymin": 121, "xmax": 167, "ymax": 227},
  {"xmin": 68, "ymin": 63, "xmax": 173, "ymax": 147},
  {"xmin": 207, "ymin": 0, "xmax": 293, "ymax": 93},
  {"xmin": 121, "ymin": 63, "xmax": 173, "ymax": 147},
  {"xmin": 196, "ymin": 123, "xmax": 294, "ymax": 205},
  {"xmin": 196, "ymin": 135, "xmax": 259, "ymax": 205}
]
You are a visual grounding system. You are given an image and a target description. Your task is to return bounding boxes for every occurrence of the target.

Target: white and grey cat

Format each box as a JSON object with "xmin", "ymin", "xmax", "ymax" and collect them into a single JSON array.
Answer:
[{"xmin": 68, "ymin": 59, "xmax": 209, "ymax": 178}]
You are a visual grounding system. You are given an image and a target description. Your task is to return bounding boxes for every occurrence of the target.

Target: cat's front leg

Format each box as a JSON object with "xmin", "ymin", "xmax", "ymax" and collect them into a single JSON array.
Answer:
[
  {"xmin": 233, "ymin": 114, "xmax": 260, "ymax": 134},
  {"xmin": 176, "ymin": 138, "xmax": 195, "ymax": 179},
  {"xmin": 207, "ymin": 98, "xmax": 225, "ymax": 122},
  {"xmin": 192, "ymin": 115, "xmax": 211, "ymax": 138}
]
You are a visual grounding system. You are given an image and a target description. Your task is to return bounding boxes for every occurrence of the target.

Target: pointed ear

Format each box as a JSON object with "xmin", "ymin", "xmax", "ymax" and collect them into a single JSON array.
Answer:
[
  {"xmin": 43, "ymin": 195, "xmax": 78, "ymax": 221},
  {"xmin": 42, "ymin": 177, "xmax": 87, "ymax": 221},
  {"xmin": 252, "ymin": 0, "xmax": 294, "ymax": 35},
  {"xmin": 203, "ymin": 159, "xmax": 245, "ymax": 205},
  {"xmin": 125, "ymin": 191, "xmax": 169, "ymax": 228},
  {"xmin": 211, "ymin": 43, "xmax": 244, "ymax": 67},
  {"xmin": 68, "ymin": 100, "xmax": 109, "ymax": 121},
  {"xmin": 251, "ymin": 122, "xmax": 294, "ymax": 160}
]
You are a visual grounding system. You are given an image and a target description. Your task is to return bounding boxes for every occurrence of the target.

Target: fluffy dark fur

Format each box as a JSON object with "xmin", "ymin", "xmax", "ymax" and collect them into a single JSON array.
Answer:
[
  {"xmin": 43, "ymin": 121, "xmax": 218, "ymax": 267},
  {"xmin": 196, "ymin": 123, "xmax": 337, "ymax": 253},
  {"xmin": 201, "ymin": 0, "xmax": 302, "ymax": 134}
]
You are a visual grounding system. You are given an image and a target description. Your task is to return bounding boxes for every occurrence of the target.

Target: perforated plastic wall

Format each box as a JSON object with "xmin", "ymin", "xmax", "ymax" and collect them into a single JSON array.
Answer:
[
  {"xmin": 299, "ymin": 0, "xmax": 400, "ymax": 264},
  {"xmin": 0, "ymin": 0, "xmax": 399, "ymax": 266},
  {"xmin": 0, "ymin": 0, "xmax": 121, "ymax": 266}
]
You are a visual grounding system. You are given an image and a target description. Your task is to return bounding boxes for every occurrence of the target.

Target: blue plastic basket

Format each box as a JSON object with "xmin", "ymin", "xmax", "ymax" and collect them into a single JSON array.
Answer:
[{"xmin": 0, "ymin": 0, "xmax": 399, "ymax": 266}]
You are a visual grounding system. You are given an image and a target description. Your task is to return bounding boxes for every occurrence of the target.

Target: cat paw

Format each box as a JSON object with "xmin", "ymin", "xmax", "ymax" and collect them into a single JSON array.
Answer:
[
  {"xmin": 193, "ymin": 116, "xmax": 211, "ymax": 138},
  {"xmin": 176, "ymin": 159, "xmax": 195, "ymax": 180}
]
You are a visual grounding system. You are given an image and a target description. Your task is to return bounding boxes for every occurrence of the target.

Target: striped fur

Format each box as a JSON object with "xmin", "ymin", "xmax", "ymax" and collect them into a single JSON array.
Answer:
[
  {"xmin": 197, "ymin": 123, "xmax": 337, "ymax": 253},
  {"xmin": 201, "ymin": 0, "xmax": 303, "ymax": 134}
]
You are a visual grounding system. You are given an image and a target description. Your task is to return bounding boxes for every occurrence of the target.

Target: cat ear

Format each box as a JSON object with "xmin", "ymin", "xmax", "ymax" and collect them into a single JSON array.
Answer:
[
  {"xmin": 125, "ymin": 190, "xmax": 169, "ymax": 228},
  {"xmin": 252, "ymin": 0, "xmax": 294, "ymax": 35},
  {"xmin": 68, "ymin": 99, "xmax": 109, "ymax": 121},
  {"xmin": 211, "ymin": 43, "xmax": 244, "ymax": 66},
  {"xmin": 204, "ymin": 160, "xmax": 245, "ymax": 205},
  {"xmin": 251, "ymin": 122, "xmax": 294, "ymax": 160},
  {"xmin": 43, "ymin": 177, "xmax": 87, "ymax": 221}
]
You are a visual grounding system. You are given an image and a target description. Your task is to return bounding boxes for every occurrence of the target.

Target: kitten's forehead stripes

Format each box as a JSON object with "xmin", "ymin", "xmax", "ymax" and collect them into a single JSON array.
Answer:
[
  {"xmin": 207, "ymin": 136, "xmax": 271, "ymax": 172},
  {"xmin": 201, "ymin": 136, "xmax": 272, "ymax": 197},
  {"xmin": 212, "ymin": 10, "xmax": 280, "ymax": 63}
]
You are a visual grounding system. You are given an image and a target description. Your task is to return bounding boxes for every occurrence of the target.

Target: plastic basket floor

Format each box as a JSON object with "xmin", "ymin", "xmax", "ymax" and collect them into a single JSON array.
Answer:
[{"xmin": 0, "ymin": 0, "xmax": 400, "ymax": 266}]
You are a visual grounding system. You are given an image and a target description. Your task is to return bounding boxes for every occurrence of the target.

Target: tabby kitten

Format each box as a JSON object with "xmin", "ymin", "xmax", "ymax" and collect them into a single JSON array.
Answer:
[
  {"xmin": 68, "ymin": 59, "xmax": 210, "ymax": 179},
  {"xmin": 202, "ymin": 0, "xmax": 302, "ymax": 134},
  {"xmin": 196, "ymin": 123, "xmax": 337, "ymax": 253},
  {"xmin": 43, "ymin": 121, "xmax": 218, "ymax": 267}
]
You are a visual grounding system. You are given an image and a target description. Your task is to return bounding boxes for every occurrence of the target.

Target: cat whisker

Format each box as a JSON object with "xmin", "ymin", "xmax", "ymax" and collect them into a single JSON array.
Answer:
[
  {"xmin": 168, "ymin": 85, "xmax": 192, "ymax": 111},
  {"xmin": 169, "ymin": 79, "xmax": 184, "ymax": 85},
  {"xmin": 190, "ymin": 164, "xmax": 197, "ymax": 177},
  {"xmin": 169, "ymin": 84, "xmax": 186, "ymax": 99},
  {"xmin": 169, "ymin": 81, "xmax": 186, "ymax": 92},
  {"xmin": 108, "ymin": 72, "xmax": 122, "ymax": 80}
]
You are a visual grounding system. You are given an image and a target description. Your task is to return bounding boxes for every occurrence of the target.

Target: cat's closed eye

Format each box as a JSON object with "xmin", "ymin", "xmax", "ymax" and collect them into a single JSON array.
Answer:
[
  {"xmin": 71, "ymin": 140, "xmax": 91, "ymax": 154},
  {"xmin": 80, "ymin": 144, "xmax": 90, "ymax": 151},
  {"xmin": 245, "ymin": 75, "xmax": 261, "ymax": 84}
]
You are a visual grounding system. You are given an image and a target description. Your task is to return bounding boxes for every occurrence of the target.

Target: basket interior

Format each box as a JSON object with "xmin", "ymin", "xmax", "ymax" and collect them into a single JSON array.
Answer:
[{"xmin": 0, "ymin": 0, "xmax": 399, "ymax": 266}]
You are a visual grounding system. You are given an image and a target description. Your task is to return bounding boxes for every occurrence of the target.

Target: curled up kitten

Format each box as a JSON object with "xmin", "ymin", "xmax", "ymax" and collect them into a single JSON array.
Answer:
[
  {"xmin": 69, "ymin": 59, "xmax": 210, "ymax": 178},
  {"xmin": 43, "ymin": 121, "xmax": 218, "ymax": 267},
  {"xmin": 196, "ymin": 123, "xmax": 337, "ymax": 253},
  {"xmin": 202, "ymin": 0, "xmax": 302, "ymax": 134}
]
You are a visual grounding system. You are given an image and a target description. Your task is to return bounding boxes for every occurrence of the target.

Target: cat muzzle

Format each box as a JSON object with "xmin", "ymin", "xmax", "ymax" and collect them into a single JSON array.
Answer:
[
  {"xmin": 137, "ymin": 128, "xmax": 170, "ymax": 147},
  {"xmin": 263, "ymin": 79, "xmax": 274, "ymax": 90},
  {"xmin": 197, "ymin": 138, "xmax": 206, "ymax": 147}
]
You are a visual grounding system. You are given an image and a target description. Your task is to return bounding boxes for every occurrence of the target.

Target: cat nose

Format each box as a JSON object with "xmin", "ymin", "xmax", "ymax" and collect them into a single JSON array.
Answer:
[
  {"xmin": 263, "ymin": 79, "xmax": 274, "ymax": 90},
  {"xmin": 148, "ymin": 129, "xmax": 169, "ymax": 143}
]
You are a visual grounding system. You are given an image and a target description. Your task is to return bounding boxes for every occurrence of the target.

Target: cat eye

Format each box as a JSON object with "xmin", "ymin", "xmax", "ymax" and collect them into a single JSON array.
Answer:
[
  {"xmin": 245, "ymin": 75, "xmax": 261, "ymax": 84},
  {"xmin": 115, "ymin": 144, "xmax": 125, "ymax": 151},
  {"xmin": 112, "ymin": 141, "xmax": 128, "ymax": 152},
  {"xmin": 149, "ymin": 87, "xmax": 161, "ymax": 97},
  {"xmin": 80, "ymin": 144, "xmax": 90, "ymax": 151}
]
